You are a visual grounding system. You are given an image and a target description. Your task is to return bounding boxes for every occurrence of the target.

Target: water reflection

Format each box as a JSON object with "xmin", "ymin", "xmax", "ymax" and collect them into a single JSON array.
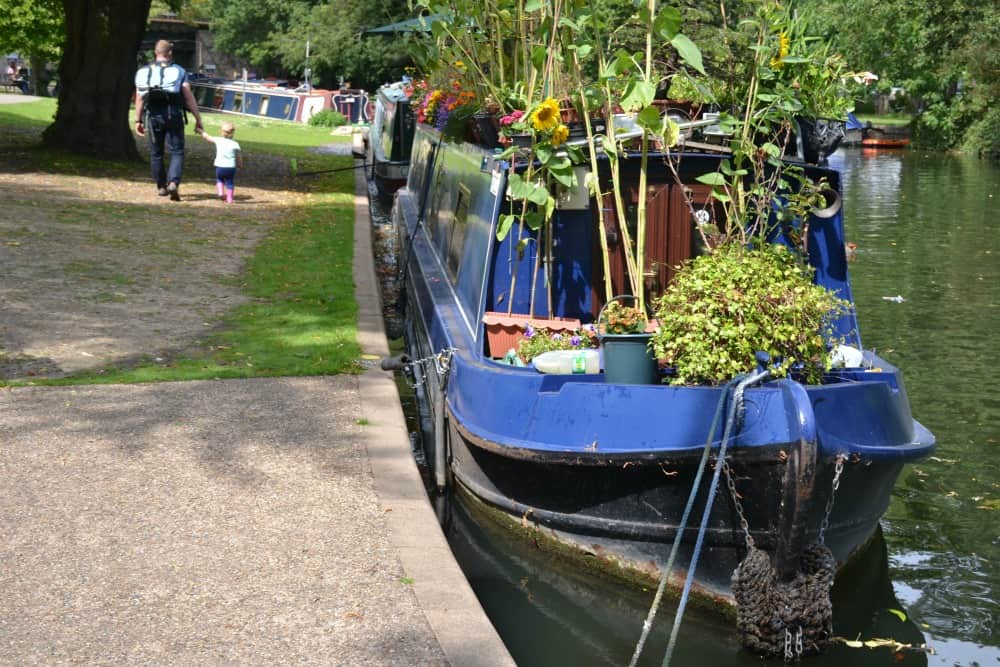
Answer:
[
  {"xmin": 444, "ymin": 491, "xmax": 930, "ymax": 666},
  {"xmin": 837, "ymin": 147, "xmax": 999, "ymax": 661}
]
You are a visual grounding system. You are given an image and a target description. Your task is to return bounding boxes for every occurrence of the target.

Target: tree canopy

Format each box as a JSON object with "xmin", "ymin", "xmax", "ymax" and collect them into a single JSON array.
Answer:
[{"xmin": 209, "ymin": 0, "xmax": 414, "ymax": 91}]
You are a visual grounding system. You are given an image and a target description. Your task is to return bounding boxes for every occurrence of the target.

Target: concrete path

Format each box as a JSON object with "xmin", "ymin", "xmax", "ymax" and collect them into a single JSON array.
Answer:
[{"xmin": 0, "ymin": 156, "xmax": 515, "ymax": 665}]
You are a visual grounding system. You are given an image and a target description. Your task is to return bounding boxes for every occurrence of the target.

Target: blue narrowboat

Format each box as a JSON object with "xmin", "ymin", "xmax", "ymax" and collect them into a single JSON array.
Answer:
[
  {"xmin": 391, "ymin": 121, "xmax": 934, "ymax": 635},
  {"xmin": 366, "ymin": 80, "xmax": 416, "ymax": 199},
  {"xmin": 189, "ymin": 78, "xmax": 369, "ymax": 124}
]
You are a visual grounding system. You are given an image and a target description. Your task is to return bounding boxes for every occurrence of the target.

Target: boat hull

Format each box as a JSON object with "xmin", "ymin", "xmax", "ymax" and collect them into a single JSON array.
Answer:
[{"xmin": 447, "ymin": 410, "xmax": 906, "ymax": 606}]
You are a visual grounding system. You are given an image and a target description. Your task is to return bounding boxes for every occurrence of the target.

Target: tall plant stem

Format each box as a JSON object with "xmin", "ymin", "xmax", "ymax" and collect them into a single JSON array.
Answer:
[
  {"xmin": 574, "ymin": 52, "xmax": 613, "ymax": 302},
  {"xmin": 590, "ymin": 9, "xmax": 639, "ymax": 298},
  {"xmin": 634, "ymin": 0, "xmax": 657, "ymax": 314}
]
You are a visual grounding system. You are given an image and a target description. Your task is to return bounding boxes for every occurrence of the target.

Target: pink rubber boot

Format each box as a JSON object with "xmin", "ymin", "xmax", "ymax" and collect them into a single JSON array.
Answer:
[
  {"xmin": 216, "ymin": 181, "xmax": 225, "ymax": 199},
  {"xmin": 225, "ymin": 189, "xmax": 234, "ymax": 204}
]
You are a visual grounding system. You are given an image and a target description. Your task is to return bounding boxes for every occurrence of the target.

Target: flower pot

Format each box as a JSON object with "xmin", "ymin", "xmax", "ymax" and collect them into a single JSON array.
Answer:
[
  {"xmin": 482, "ymin": 312, "xmax": 582, "ymax": 358},
  {"xmin": 796, "ymin": 117, "xmax": 846, "ymax": 165},
  {"xmin": 469, "ymin": 111, "xmax": 501, "ymax": 148},
  {"xmin": 601, "ymin": 332, "xmax": 659, "ymax": 384}
]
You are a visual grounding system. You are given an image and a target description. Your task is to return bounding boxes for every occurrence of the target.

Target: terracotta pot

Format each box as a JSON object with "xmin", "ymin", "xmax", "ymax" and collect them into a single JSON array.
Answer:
[{"xmin": 482, "ymin": 312, "xmax": 582, "ymax": 358}]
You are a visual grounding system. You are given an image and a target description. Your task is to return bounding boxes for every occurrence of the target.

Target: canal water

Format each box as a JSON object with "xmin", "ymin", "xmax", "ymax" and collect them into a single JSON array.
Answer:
[{"xmin": 368, "ymin": 147, "xmax": 998, "ymax": 666}]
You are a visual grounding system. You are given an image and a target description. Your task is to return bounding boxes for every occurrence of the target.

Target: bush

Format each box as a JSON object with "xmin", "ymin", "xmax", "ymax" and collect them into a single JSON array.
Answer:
[
  {"xmin": 308, "ymin": 109, "xmax": 348, "ymax": 128},
  {"xmin": 650, "ymin": 243, "xmax": 850, "ymax": 386}
]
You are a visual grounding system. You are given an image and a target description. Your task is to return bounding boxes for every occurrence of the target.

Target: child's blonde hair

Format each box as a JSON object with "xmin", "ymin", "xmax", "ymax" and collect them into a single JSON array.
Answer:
[{"xmin": 221, "ymin": 121, "xmax": 235, "ymax": 137}]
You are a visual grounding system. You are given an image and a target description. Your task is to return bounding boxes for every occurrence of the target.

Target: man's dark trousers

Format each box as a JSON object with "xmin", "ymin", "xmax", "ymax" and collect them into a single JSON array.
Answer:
[{"xmin": 147, "ymin": 110, "xmax": 185, "ymax": 188}]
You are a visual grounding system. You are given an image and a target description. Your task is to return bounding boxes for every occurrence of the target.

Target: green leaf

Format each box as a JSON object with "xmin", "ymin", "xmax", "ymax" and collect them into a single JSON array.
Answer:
[
  {"xmin": 535, "ymin": 143, "xmax": 553, "ymax": 164},
  {"xmin": 524, "ymin": 211, "xmax": 544, "ymax": 231},
  {"xmin": 524, "ymin": 0, "xmax": 543, "ymax": 12},
  {"xmin": 671, "ymin": 34, "xmax": 704, "ymax": 75},
  {"xmin": 888, "ymin": 608, "xmax": 907, "ymax": 622},
  {"xmin": 636, "ymin": 105, "xmax": 663, "ymax": 132},
  {"xmin": 497, "ymin": 214, "xmax": 516, "ymax": 241},
  {"xmin": 696, "ymin": 172, "xmax": 727, "ymax": 186},
  {"xmin": 531, "ymin": 45, "xmax": 547, "ymax": 72},
  {"xmin": 653, "ymin": 7, "xmax": 682, "ymax": 40},
  {"xmin": 547, "ymin": 157, "xmax": 576, "ymax": 188},
  {"xmin": 620, "ymin": 80, "xmax": 656, "ymax": 112}
]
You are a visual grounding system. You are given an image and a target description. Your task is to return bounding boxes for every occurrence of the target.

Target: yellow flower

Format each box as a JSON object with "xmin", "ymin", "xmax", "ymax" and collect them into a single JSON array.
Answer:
[
  {"xmin": 551, "ymin": 124, "xmax": 569, "ymax": 146},
  {"xmin": 771, "ymin": 32, "xmax": 790, "ymax": 69},
  {"xmin": 530, "ymin": 98, "xmax": 560, "ymax": 132}
]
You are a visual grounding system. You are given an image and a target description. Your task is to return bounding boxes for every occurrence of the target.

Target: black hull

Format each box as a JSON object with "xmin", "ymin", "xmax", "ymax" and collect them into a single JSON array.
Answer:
[{"xmin": 448, "ymin": 417, "xmax": 903, "ymax": 607}]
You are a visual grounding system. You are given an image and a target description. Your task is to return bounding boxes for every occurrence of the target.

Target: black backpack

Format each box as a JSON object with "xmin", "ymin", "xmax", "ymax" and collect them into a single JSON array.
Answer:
[{"xmin": 145, "ymin": 64, "xmax": 181, "ymax": 107}]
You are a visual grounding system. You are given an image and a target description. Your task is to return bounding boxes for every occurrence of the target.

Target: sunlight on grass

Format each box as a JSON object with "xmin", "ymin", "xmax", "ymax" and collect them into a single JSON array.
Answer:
[{"xmin": 0, "ymin": 99, "xmax": 364, "ymax": 386}]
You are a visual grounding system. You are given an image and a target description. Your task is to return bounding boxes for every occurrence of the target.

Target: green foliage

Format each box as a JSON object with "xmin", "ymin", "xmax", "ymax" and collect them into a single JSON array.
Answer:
[
  {"xmin": 650, "ymin": 243, "xmax": 850, "ymax": 386},
  {"xmin": 209, "ymin": 0, "xmax": 413, "ymax": 90},
  {"xmin": 517, "ymin": 326, "xmax": 598, "ymax": 363},
  {"xmin": 962, "ymin": 106, "xmax": 1000, "ymax": 157},
  {"xmin": 307, "ymin": 109, "xmax": 347, "ymax": 127},
  {"xmin": 799, "ymin": 0, "xmax": 999, "ymax": 151},
  {"xmin": 0, "ymin": 0, "xmax": 64, "ymax": 61}
]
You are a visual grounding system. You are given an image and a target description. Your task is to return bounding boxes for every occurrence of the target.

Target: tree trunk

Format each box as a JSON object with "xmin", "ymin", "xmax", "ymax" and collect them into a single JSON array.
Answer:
[{"xmin": 42, "ymin": 0, "xmax": 152, "ymax": 160}]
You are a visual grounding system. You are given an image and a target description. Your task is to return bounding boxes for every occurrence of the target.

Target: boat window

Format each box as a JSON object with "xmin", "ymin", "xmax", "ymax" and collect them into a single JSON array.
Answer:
[
  {"xmin": 447, "ymin": 184, "xmax": 471, "ymax": 280},
  {"xmin": 259, "ymin": 95, "xmax": 269, "ymax": 115},
  {"xmin": 232, "ymin": 92, "xmax": 243, "ymax": 113}
]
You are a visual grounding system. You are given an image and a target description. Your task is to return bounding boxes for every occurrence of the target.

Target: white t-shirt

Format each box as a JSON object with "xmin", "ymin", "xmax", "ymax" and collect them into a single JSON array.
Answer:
[{"xmin": 213, "ymin": 136, "xmax": 241, "ymax": 168}]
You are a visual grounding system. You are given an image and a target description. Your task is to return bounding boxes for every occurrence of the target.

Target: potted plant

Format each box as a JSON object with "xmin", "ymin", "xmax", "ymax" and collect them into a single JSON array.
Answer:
[
  {"xmin": 650, "ymin": 243, "xmax": 850, "ymax": 386},
  {"xmin": 517, "ymin": 324, "xmax": 599, "ymax": 364},
  {"xmin": 655, "ymin": 0, "xmax": 857, "ymax": 384},
  {"xmin": 598, "ymin": 297, "xmax": 659, "ymax": 385}
]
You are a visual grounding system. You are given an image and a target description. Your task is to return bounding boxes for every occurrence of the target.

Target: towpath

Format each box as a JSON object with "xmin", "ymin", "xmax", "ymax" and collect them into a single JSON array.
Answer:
[{"xmin": 0, "ymin": 94, "xmax": 513, "ymax": 665}]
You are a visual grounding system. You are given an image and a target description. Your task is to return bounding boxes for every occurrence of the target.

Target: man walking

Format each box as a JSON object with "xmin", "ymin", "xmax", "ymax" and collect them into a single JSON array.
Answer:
[{"xmin": 134, "ymin": 40, "xmax": 204, "ymax": 200}]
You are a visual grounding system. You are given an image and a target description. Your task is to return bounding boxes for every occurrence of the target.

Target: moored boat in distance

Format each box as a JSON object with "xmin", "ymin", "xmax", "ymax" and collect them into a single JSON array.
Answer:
[
  {"xmin": 189, "ymin": 77, "xmax": 369, "ymax": 124},
  {"xmin": 365, "ymin": 79, "xmax": 415, "ymax": 199},
  {"xmin": 391, "ymin": 120, "xmax": 934, "ymax": 624}
]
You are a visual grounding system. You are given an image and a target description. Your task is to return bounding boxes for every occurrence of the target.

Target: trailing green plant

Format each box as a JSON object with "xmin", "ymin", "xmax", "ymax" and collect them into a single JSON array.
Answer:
[
  {"xmin": 650, "ymin": 242, "xmax": 850, "ymax": 386},
  {"xmin": 307, "ymin": 109, "xmax": 348, "ymax": 128}
]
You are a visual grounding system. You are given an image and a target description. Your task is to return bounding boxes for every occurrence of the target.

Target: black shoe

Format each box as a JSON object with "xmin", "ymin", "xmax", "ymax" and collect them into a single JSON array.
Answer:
[
  {"xmin": 166, "ymin": 182, "xmax": 180, "ymax": 201},
  {"xmin": 157, "ymin": 187, "xmax": 168, "ymax": 196}
]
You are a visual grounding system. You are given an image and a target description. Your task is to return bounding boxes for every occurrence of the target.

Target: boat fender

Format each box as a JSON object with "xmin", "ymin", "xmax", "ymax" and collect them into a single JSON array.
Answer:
[
  {"xmin": 731, "ymin": 543, "xmax": 835, "ymax": 658},
  {"xmin": 379, "ymin": 354, "xmax": 410, "ymax": 371}
]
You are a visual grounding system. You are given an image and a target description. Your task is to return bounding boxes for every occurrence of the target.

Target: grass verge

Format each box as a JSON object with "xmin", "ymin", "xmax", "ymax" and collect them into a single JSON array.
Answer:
[{"xmin": 0, "ymin": 98, "xmax": 363, "ymax": 385}]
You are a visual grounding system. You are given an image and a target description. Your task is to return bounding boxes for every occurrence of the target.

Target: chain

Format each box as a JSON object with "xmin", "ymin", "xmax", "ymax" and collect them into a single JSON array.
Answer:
[
  {"xmin": 817, "ymin": 454, "xmax": 846, "ymax": 545},
  {"xmin": 403, "ymin": 348, "xmax": 456, "ymax": 389},
  {"xmin": 783, "ymin": 626, "xmax": 804, "ymax": 662},
  {"xmin": 723, "ymin": 459, "xmax": 755, "ymax": 549}
]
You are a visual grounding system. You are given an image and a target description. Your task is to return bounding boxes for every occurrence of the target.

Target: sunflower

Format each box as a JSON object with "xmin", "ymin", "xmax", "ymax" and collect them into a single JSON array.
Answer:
[
  {"xmin": 530, "ymin": 97, "xmax": 561, "ymax": 132},
  {"xmin": 551, "ymin": 123, "xmax": 569, "ymax": 146},
  {"xmin": 770, "ymin": 32, "xmax": 790, "ymax": 69}
]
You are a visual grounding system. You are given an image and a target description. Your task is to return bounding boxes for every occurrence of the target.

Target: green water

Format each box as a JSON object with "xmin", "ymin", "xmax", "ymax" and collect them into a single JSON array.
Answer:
[{"xmin": 832, "ymin": 147, "xmax": 999, "ymax": 663}]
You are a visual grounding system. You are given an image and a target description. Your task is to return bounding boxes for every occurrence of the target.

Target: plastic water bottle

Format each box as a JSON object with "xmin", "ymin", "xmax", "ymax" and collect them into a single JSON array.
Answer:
[{"xmin": 532, "ymin": 349, "xmax": 601, "ymax": 374}]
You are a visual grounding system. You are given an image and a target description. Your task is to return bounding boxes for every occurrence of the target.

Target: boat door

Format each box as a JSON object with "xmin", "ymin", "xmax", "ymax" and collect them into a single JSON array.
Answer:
[{"xmin": 593, "ymin": 180, "xmax": 722, "ymax": 307}]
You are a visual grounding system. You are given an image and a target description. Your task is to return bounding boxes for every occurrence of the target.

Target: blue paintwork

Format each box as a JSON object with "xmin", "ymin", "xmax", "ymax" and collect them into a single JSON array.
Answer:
[{"xmin": 395, "ymin": 123, "xmax": 934, "ymax": 465}]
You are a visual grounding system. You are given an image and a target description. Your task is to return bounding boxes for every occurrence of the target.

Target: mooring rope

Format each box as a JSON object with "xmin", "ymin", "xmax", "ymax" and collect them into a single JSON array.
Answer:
[
  {"xmin": 659, "ymin": 367, "xmax": 771, "ymax": 666},
  {"xmin": 627, "ymin": 379, "xmax": 737, "ymax": 667}
]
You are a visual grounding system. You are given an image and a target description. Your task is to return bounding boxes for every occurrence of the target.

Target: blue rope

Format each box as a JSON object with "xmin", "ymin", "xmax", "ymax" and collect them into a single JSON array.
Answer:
[
  {"xmin": 661, "ymin": 372, "xmax": 762, "ymax": 666},
  {"xmin": 627, "ymin": 379, "xmax": 738, "ymax": 667}
]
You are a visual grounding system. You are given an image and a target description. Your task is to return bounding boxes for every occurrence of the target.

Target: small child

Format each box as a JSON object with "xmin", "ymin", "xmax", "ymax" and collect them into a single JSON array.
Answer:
[{"xmin": 197, "ymin": 121, "xmax": 243, "ymax": 203}]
